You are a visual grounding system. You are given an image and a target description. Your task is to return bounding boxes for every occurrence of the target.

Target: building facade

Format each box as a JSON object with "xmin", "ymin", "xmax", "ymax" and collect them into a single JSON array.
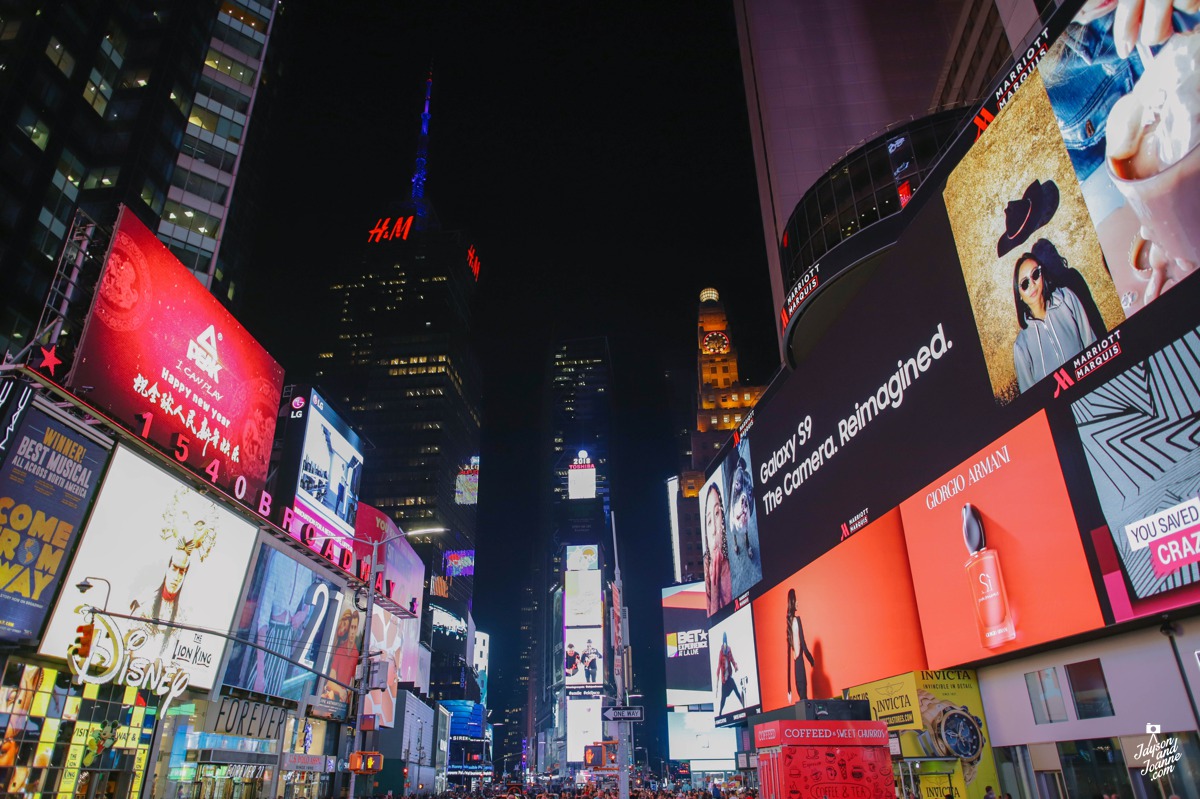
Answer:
[{"xmin": 0, "ymin": 0, "xmax": 282, "ymax": 358}]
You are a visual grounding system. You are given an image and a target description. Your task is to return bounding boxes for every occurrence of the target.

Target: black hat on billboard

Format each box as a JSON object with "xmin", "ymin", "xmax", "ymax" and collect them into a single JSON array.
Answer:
[{"xmin": 997, "ymin": 179, "xmax": 1059, "ymax": 257}]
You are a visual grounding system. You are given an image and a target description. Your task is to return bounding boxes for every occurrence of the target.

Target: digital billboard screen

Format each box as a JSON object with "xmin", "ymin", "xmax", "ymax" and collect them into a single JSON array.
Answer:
[
  {"xmin": 568, "ymin": 451, "xmax": 597, "ymax": 500},
  {"xmin": 0, "ymin": 403, "xmax": 109, "ymax": 642},
  {"xmin": 662, "ymin": 583, "xmax": 711, "ymax": 708},
  {"xmin": 353, "ymin": 504, "xmax": 426, "ymax": 712},
  {"xmin": 443, "ymin": 549, "xmax": 475, "ymax": 577},
  {"xmin": 753, "ymin": 509, "xmax": 927, "ymax": 710},
  {"xmin": 566, "ymin": 544, "xmax": 599, "ymax": 571},
  {"xmin": 431, "ymin": 601, "xmax": 468, "ymax": 643},
  {"xmin": 455, "ymin": 456, "xmax": 479, "ymax": 505},
  {"xmin": 565, "ymin": 696, "xmax": 602, "ymax": 763},
  {"xmin": 42, "ymin": 446, "xmax": 258, "ymax": 689},
  {"xmin": 667, "ymin": 711, "xmax": 736, "ymax": 762},
  {"xmin": 221, "ymin": 540, "xmax": 350, "ymax": 702},
  {"xmin": 287, "ymin": 389, "xmax": 363, "ymax": 554},
  {"xmin": 564, "ymin": 569, "xmax": 603, "ymax": 627},
  {"xmin": 563, "ymin": 626, "xmax": 603, "ymax": 688},
  {"xmin": 701, "ymin": 438, "xmax": 762, "ymax": 617},
  {"xmin": 69, "ymin": 208, "xmax": 284, "ymax": 503},
  {"xmin": 707, "ymin": 604, "xmax": 760, "ymax": 725}
]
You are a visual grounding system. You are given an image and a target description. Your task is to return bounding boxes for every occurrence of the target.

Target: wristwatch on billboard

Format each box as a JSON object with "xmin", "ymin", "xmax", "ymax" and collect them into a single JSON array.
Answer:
[{"xmin": 917, "ymin": 689, "xmax": 985, "ymax": 784}]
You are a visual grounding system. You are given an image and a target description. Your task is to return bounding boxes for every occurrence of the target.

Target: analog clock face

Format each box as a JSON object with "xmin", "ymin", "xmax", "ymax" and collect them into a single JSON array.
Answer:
[
  {"xmin": 702, "ymin": 331, "xmax": 730, "ymax": 354},
  {"xmin": 942, "ymin": 712, "xmax": 983, "ymax": 758}
]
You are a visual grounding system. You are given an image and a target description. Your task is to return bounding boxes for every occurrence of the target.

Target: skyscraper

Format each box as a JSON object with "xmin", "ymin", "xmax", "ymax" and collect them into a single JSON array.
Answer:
[
  {"xmin": 0, "ymin": 0, "xmax": 283, "ymax": 357},
  {"xmin": 527, "ymin": 336, "xmax": 620, "ymax": 776}
]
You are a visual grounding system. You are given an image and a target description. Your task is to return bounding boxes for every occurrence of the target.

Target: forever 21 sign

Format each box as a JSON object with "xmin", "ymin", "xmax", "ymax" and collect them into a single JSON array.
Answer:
[{"xmin": 205, "ymin": 694, "xmax": 289, "ymax": 740}]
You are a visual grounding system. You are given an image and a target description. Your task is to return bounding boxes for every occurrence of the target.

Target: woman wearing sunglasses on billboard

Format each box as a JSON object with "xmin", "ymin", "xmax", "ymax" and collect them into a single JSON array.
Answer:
[{"xmin": 1012, "ymin": 241, "xmax": 1097, "ymax": 391}]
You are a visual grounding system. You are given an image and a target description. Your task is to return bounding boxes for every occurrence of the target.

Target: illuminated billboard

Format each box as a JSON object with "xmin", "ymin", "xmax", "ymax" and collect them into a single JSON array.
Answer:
[
  {"xmin": 431, "ymin": 602, "xmax": 467, "ymax": 641},
  {"xmin": 701, "ymin": 438, "xmax": 762, "ymax": 617},
  {"xmin": 564, "ymin": 569, "xmax": 603, "ymax": 627},
  {"xmin": 42, "ymin": 446, "xmax": 258, "ymax": 689},
  {"xmin": 713, "ymin": 0, "xmax": 1200, "ymax": 696},
  {"xmin": 69, "ymin": 207, "xmax": 284, "ymax": 503},
  {"xmin": 292, "ymin": 391, "xmax": 362, "ymax": 542},
  {"xmin": 443, "ymin": 550, "xmax": 475, "ymax": 577},
  {"xmin": 353, "ymin": 503, "xmax": 426, "ymax": 716},
  {"xmin": 662, "ymin": 583, "xmax": 711, "ymax": 707},
  {"xmin": 707, "ymin": 604, "xmax": 760, "ymax": 725},
  {"xmin": 568, "ymin": 450, "xmax": 597, "ymax": 499},
  {"xmin": 667, "ymin": 711, "xmax": 736, "ymax": 762},
  {"xmin": 455, "ymin": 456, "xmax": 479, "ymax": 505},
  {"xmin": 474, "ymin": 631, "xmax": 490, "ymax": 708},
  {"xmin": 565, "ymin": 696, "xmax": 603, "ymax": 762},
  {"xmin": 753, "ymin": 509, "xmax": 927, "ymax": 711},
  {"xmin": 563, "ymin": 626, "xmax": 603, "ymax": 687},
  {"xmin": 0, "ymin": 403, "xmax": 109, "ymax": 642},
  {"xmin": 221, "ymin": 540, "xmax": 350, "ymax": 702},
  {"xmin": 566, "ymin": 544, "xmax": 599, "ymax": 571}
]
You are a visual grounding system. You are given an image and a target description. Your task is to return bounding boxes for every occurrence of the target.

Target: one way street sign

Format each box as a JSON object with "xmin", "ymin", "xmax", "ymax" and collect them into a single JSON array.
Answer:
[{"xmin": 602, "ymin": 706, "xmax": 644, "ymax": 722}]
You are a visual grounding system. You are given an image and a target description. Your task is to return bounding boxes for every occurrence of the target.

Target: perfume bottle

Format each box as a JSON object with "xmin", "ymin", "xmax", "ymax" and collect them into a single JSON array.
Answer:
[{"xmin": 963, "ymin": 503, "xmax": 1015, "ymax": 648}]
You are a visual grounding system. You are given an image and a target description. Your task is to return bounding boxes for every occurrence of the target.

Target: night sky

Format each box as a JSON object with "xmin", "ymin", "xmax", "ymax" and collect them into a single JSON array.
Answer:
[{"xmin": 242, "ymin": 1, "xmax": 781, "ymax": 764}]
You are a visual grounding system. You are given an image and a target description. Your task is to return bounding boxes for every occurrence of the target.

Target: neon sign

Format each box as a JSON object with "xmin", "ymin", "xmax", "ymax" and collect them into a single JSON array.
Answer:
[
  {"xmin": 68, "ymin": 610, "xmax": 191, "ymax": 714},
  {"xmin": 467, "ymin": 245, "xmax": 481, "ymax": 281},
  {"xmin": 367, "ymin": 216, "xmax": 414, "ymax": 243}
]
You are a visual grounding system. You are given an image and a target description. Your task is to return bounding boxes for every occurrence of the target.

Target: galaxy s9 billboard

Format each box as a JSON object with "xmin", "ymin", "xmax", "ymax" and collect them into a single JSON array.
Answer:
[
  {"xmin": 69, "ymin": 208, "xmax": 284, "ymax": 504},
  {"xmin": 709, "ymin": 0, "xmax": 1200, "ymax": 693}
]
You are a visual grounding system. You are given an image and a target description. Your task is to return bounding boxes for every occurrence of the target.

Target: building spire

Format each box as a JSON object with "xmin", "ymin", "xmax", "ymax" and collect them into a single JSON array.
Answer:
[{"xmin": 410, "ymin": 66, "xmax": 433, "ymax": 206}]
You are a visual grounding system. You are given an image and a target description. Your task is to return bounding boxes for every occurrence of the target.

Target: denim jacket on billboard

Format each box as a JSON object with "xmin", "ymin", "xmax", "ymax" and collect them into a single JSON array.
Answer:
[{"xmin": 1041, "ymin": 11, "xmax": 1200, "ymax": 181}]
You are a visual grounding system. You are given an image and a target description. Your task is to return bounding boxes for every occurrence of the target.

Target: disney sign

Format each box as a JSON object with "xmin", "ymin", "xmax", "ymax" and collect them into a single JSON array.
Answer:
[{"xmin": 68, "ymin": 609, "xmax": 190, "ymax": 714}]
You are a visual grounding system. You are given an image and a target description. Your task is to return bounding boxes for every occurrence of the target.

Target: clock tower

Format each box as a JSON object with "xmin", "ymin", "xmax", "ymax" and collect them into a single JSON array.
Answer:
[{"xmin": 669, "ymin": 288, "xmax": 765, "ymax": 583}]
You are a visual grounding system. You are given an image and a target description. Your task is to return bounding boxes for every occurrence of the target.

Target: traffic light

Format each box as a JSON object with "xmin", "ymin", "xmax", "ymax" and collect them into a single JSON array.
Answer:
[
  {"xmin": 73, "ymin": 623, "xmax": 95, "ymax": 658},
  {"xmin": 349, "ymin": 751, "xmax": 383, "ymax": 775}
]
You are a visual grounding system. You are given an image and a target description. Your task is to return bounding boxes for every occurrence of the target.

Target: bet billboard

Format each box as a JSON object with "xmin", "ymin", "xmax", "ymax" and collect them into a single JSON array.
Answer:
[
  {"xmin": 41, "ymin": 445, "xmax": 257, "ymax": 689},
  {"xmin": 662, "ymin": 582, "xmax": 711, "ymax": 708},
  {"xmin": 0, "ymin": 402, "xmax": 109, "ymax": 642},
  {"xmin": 565, "ymin": 696, "xmax": 603, "ymax": 763},
  {"xmin": 708, "ymin": 604, "xmax": 760, "ymax": 725},
  {"xmin": 221, "ymin": 539, "xmax": 351, "ymax": 702},
  {"xmin": 69, "ymin": 207, "xmax": 284, "ymax": 503},
  {"xmin": 667, "ymin": 711, "xmax": 736, "ymax": 763},
  {"xmin": 700, "ymin": 438, "xmax": 762, "ymax": 617},
  {"xmin": 753, "ymin": 509, "xmax": 927, "ymax": 710}
]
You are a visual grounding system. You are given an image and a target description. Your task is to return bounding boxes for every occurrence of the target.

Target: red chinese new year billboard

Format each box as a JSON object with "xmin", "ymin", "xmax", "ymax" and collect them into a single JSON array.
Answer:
[{"xmin": 70, "ymin": 208, "xmax": 284, "ymax": 501}]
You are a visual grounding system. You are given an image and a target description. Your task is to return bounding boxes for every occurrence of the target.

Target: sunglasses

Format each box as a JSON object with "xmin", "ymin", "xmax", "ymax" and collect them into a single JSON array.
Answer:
[{"xmin": 1019, "ymin": 265, "xmax": 1042, "ymax": 292}]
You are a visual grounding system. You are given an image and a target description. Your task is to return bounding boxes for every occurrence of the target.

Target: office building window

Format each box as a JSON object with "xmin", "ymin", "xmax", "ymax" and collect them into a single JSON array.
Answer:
[
  {"xmin": 1065, "ymin": 659, "xmax": 1114, "ymax": 719},
  {"xmin": 1025, "ymin": 667, "xmax": 1068, "ymax": 724}
]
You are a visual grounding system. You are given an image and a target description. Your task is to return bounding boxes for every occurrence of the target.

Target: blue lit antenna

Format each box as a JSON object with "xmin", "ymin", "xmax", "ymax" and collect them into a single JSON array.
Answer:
[{"xmin": 410, "ymin": 67, "xmax": 433, "ymax": 209}]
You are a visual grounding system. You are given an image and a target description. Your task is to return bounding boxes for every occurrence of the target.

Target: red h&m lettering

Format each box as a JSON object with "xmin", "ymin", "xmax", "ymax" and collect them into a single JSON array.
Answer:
[{"xmin": 367, "ymin": 217, "xmax": 414, "ymax": 243}]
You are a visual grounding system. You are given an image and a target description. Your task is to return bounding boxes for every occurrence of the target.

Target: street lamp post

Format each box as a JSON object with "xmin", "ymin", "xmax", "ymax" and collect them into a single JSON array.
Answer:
[
  {"xmin": 75, "ymin": 576, "xmax": 111, "ymax": 612},
  {"xmin": 347, "ymin": 526, "xmax": 443, "ymax": 799}
]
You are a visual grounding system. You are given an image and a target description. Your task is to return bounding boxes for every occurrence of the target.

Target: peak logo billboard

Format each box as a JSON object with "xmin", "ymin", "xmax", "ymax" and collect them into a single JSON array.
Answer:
[{"xmin": 187, "ymin": 325, "xmax": 223, "ymax": 383}]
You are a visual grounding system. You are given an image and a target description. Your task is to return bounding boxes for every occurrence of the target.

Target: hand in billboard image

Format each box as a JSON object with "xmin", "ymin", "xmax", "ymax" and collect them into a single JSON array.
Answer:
[
  {"xmin": 1041, "ymin": 2, "xmax": 1200, "ymax": 312},
  {"xmin": 785, "ymin": 589, "xmax": 816, "ymax": 704},
  {"xmin": 564, "ymin": 643, "xmax": 581, "ymax": 679},
  {"xmin": 1011, "ymin": 237, "xmax": 1100, "ymax": 391}
]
